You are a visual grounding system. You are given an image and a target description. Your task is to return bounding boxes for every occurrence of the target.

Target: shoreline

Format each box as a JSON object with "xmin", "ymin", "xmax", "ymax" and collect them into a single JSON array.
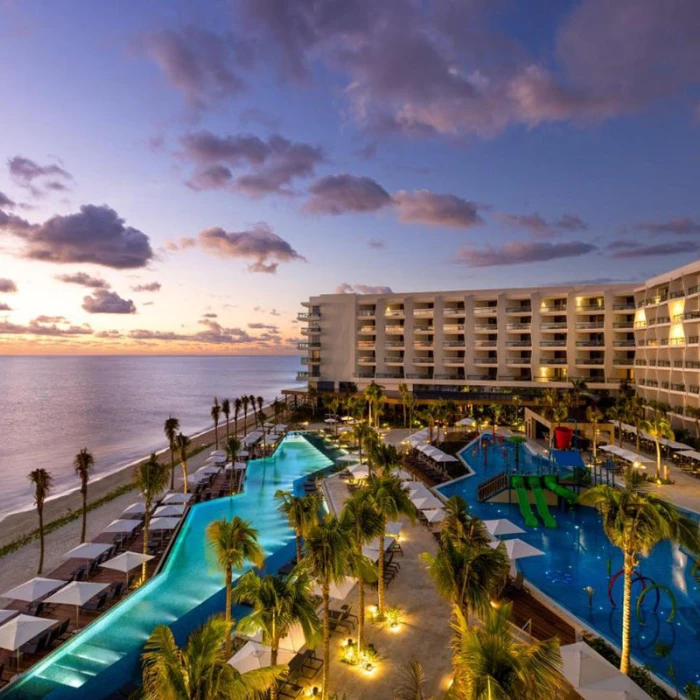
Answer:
[{"xmin": 0, "ymin": 407, "xmax": 273, "ymax": 550}]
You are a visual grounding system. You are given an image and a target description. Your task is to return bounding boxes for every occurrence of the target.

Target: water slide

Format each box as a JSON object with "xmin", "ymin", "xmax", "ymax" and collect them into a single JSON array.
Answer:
[
  {"xmin": 527, "ymin": 476, "xmax": 558, "ymax": 528},
  {"xmin": 543, "ymin": 474, "xmax": 578, "ymax": 504},
  {"xmin": 511, "ymin": 475, "xmax": 538, "ymax": 528}
]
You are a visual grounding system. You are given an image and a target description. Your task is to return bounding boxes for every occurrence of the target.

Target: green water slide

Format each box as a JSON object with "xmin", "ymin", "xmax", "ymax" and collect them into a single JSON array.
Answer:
[
  {"xmin": 543, "ymin": 474, "xmax": 578, "ymax": 504},
  {"xmin": 527, "ymin": 476, "xmax": 557, "ymax": 528},
  {"xmin": 511, "ymin": 475, "xmax": 538, "ymax": 528}
]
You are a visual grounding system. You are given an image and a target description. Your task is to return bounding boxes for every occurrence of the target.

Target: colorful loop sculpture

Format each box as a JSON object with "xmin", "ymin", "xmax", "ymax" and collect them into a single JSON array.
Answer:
[
  {"xmin": 636, "ymin": 584, "xmax": 677, "ymax": 625},
  {"xmin": 607, "ymin": 569, "xmax": 654, "ymax": 608}
]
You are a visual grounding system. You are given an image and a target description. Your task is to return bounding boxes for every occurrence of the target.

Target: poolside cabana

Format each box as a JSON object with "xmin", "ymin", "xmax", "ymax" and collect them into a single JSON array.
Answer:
[
  {"xmin": 161, "ymin": 492, "xmax": 190, "ymax": 505},
  {"xmin": 411, "ymin": 494, "xmax": 444, "ymax": 511},
  {"xmin": 44, "ymin": 581, "xmax": 110, "ymax": 626},
  {"xmin": 599, "ymin": 444, "xmax": 654, "ymax": 468},
  {"xmin": 121, "ymin": 502, "xmax": 148, "ymax": 517},
  {"xmin": 314, "ymin": 576, "xmax": 356, "ymax": 601},
  {"xmin": 0, "ymin": 611, "xmax": 17, "ymax": 625},
  {"xmin": 620, "ymin": 423, "xmax": 691, "ymax": 451},
  {"xmin": 483, "ymin": 519, "xmax": 525, "ymax": 537},
  {"xmin": 490, "ymin": 538, "xmax": 544, "ymax": 561},
  {"xmin": 422, "ymin": 508, "xmax": 446, "ymax": 524},
  {"xmin": 62, "ymin": 543, "xmax": 113, "ymax": 561},
  {"xmin": 0, "ymin": 614, "xmax": 57, "ymax": 667},
  {"xmin": 153, "ymin": 504, "xmax": 185, "ymax": 517},
  {"xmin": 149, "ymin": 517, "xmax": 181, "ymax": 531},
  {"xmin": 242, "ymin": 431, "xmax": 263, "ymax": 447},
  {"xmin": 101, "ymin": 519, "xmax": 140, "ymax": 534},
  {"xmin": 101, "ymin": 552, "xmax": 154, "ymax": 587},
  {"xmin": 1, "ymin": 578, "xmax": 65, "ymax": 603}
]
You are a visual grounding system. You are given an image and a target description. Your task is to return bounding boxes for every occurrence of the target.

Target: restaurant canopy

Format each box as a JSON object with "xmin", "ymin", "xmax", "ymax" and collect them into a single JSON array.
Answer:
[
  {"xmin": 242, "ymin": 431, "xmax": 263, "ymax": 447},
  {"xmin": 153, "ymin": 504, "xmax": 185, "ymax": 517},
  {"xmin": 0, "ymin": 614, "xmax": 57, "ymax": 655},
  {"xmin": 63, "ymin": 542, "xmax": 113, "ymax": 560},
  {"xmin": 161, "ymin": 492, "xmax": 190, "ymax": 504},
  {"xmin": 679, "ymin": 449, "xmax": 700, "ymax": 462},
  {"xmin": 1, "ymin": 577, "xmax": 65, "ymax": 603},
  {"xmin": 599, "ymin": 444, "xmax": 654, "ymax": 465},
  {"xmin": 620, "ymin": 423, "xmax": 690, "ymax": 450},
  {"xmin": 101, "ymin": 519, "xmax": 140, "ymax": 534}
]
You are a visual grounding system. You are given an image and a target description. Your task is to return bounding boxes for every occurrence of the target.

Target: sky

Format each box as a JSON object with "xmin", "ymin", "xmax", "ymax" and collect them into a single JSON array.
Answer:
[{"xmin": 0, "ymin": 0, "xmax": 699, "ymax": 355}]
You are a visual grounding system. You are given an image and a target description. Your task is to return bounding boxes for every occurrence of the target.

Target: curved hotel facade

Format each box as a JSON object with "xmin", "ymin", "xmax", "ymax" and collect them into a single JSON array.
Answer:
[{"xmin": 298, "ymin": 259, "xmax": 700, "ymax": 430}]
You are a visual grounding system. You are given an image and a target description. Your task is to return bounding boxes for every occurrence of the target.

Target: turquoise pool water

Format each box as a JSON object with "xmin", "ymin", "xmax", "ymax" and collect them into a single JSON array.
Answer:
[
  {"xmin": 438, "ymin": 436, "xmax": 700, "ymax": 692},
  {"xmin": 1, "ymin": 435, "xmax": 332, "ymax": 699}
]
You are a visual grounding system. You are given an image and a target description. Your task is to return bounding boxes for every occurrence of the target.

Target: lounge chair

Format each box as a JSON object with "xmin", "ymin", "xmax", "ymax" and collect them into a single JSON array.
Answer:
[
  {"xmin": 20, "ymin": 631, "xmax": 50, "ymax": 656},
  {"xmin": 83, "ymin": 592, "xmax": 108, "ymax": 613},
  {"xmin": 48, "ymin": 619, "xmax": 70, "ymax": 646}
]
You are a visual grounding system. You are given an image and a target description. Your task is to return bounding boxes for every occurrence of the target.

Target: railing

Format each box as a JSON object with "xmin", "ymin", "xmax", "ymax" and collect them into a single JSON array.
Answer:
[
  {"xmin": 358, "ymin": 326, "xmax": 376, "ymax": 333},
  {"xmin": 540, "ymin": 304, "xmax": 567, "ymax": 313},
  {"xmin": 474, "ymin": 357, "xmax": 498, "ymax": 364},
  {"xmin": 297, "ymin": 312, "xmax": 321, "ymax": 320},
  {"xmin": 506, "ymin": 341, "xmax": 532, "ymax": 347},
  {"xmin": 613, "ymin": 340, "xmax": 635, "ymax": 347},
  {"xmin": 414, "ymin": 325, "xmax": 435, "ymax": 332},
  {"xmin": 576, "ymin": 304, "xmax": 605, "ymax": 312},
  {"xmin": 297, "ymin": 341, "xmax": 321, "ymax": 349},
  {"xmin": 541, "ymin": 358, "xmax": 567, "ymax": 365},
  {"xmin": 384, "ymin": 310, "xmax": 405, "ymax": 317},
  {"xmin": 385, "ymin": 326, "xmax": 404, "ymax": 334},
  {"xmin": 576, "ymin": 340, "xmax": 605, "ymax": 346},
  {"xmin": 541, "ymin": 322, "xmax": 568, "ymax": 329},
  {"xmin": 576, "ymin": 357, "xmax": 605, "ymax": 365},
  {"xmin": 376, "ymin": 372, "xmax": 403, "ymax": 378},
  {"xmin": 413, "ymin": 308, "xmax": 434, "ymax": 316},
  {"xmin": 576, "ymin": 322, "xmax": 604, "ymax": 329},
  {"xmin": 478, "ymin": 471, "xmax": 509, "ymax": 502},
  {"xmin": 444, "ymin": 308, "xmax": 465, "ymax": 316},
  {"xmin": 297, "ymin": 371, "xmax": 309, "ymax": 380},
  {"xmin": 689, "ymin": 285, "xmax": 699, "ymax": 296},
  {"xmin": 613, "ymin": 303, "xmax": 635, "ymax": 310},
  {"xmin": 384, "ymin": 357, "xmax": 404, "ymax": 364},
  {"xmin": 507, "ymin": 323, "xmax": 531, "ymax": 330},
  {"xmin": 443, "ymin": 341, "xmax": 465, "ymax": 348},
  {"xmin": 613, "ymin": 322, "xmax": 633, "ymax": 328},
  {"xmin": 357, "ymin": 309, "xmax": 375, "ymax": 317},
  {"xmin": 474, "ymin": 325, "xmax": 498, "ymax": 332},
  {"xmin": 474, "ymin": 307, "xmax": 498, "ymax": 314},
  {"xmin": 385, "ymin": 341, "xmax": 404, "ymax": 348},
  {"xmin": 475, "ymin": 340, "xmax": 498, "ymax": 347},
  {"xmin": 444, "ymin": 324, "xmax": 465, "ymax": 332},
  {"xmin": 506, "ymin": 306, "xmax": 532, "ymax": 313},
  {"xmin": 414, "ymin": 340, "xmax": 433, "ymax": 347},
  {"xmin": 301, "ymin": 326, "xmax": 321, "ymax": 335},
  {"xmin": 357, "ymin": 341, "xmax": 375, "ymax": 348},
  {"xmin": 540, "ymin": 340, "xmax": 566, "ymax": 347},
  {"xmin": 670, "ymin": 290, "xmax": 686, "ymax": 299},
  {"xmin": 506, "ymin": 358, "xmax": 531, "ymax": 365}
]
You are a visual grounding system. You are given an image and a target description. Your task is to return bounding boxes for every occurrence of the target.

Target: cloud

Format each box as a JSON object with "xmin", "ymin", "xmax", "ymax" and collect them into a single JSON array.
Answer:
[
  {"xmin": 269, "ymin": 308, "xmax": 280, "ymax": 316},
  {"xmin": 335, "ymin": 283, "xmax": 393, "ymax": 294},
  {"xmin": 181, "ymin": 130, "xmax": 323, "ymax": 197},
  {"xmin": 202, "ymin": 313, "xmax": 218, "ymax": 319},
  {"xmin": 131, "ymin": 281, "xmax": 162, "ymax": 292},
  {"xmin": 164, "ymin": 236, "xmax": 197, "ymax": 253},
  {"xmin": 248, "ymin": 322, "xmax": 278, "ymax": 331},
  {"xmin": 129, "ymin": 320, "xmax": 254, "ymax": 345},
  {"xmin": 636, "ymin": 218, "xmax": 700, "ymax": 236},
  {"xmin": 0, "ymin": 204, "xmax": 154, "ymax": 268},
  {"xmin": 239, "ymin": 107, "xmax": 281, "ymax": 129},
  {"xmin": 8, "ymin": 156, "xmax": 72, "ymax": 196},
  {"xmin": 367, "ymin": 239, "xmax": 384, "ymax": 249},
  {"xmin": 35, "ymin": 315, "xmax": 68, "ymax": 323},
  {"xmin": 0, "ymin": 191, "xmax": 15, "ymax": 209},
  {"xmin": 498, "ymin": 212, "xmax": 588, "ymax": 238},
  {"xmin": 458, "ymin": 240, "xmax": 597, "ymax": 267},
  {"xmin": 607, "ymin": 239, "xmax": 699, "ymax": 259},
  {"xmin": 140, "ymin": 28, "xmax": 254, "ymax": 110},
  {"xmin": 303, "ymin": 174, "xmax": 392, "ymax": 215},
  {"xmin": 0, "ymin": 317, "xmax": 92, "ymax": 336},
  {"xmin": 394, "ymin": 190, "xmax": 482, "ymax": 228},
  {"xmin": 94, "ymin": 329, "xmax": 123, "ymax": 339},
  {"xmin": 197, "ymin": 223, "xmax": 305, "ymax": 273},
  {"xmin": 0, "ymin": 303, "xmax": 11, "ymax": 311},
  {"xmin": 55, "ymin": 272, "xmax": 110, "ymax": 288},
  {"xmin": 0, "ymin": 279, "xmax": 17, "ymax": 293},
  {"xmin": 82, "ymin": 290, "xmax": 136, "ymax": 314}
]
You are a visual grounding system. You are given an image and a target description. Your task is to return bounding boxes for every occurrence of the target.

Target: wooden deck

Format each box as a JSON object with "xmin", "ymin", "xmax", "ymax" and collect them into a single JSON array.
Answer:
[{"xmin": 506, "ymin": 587, "xmax": 577, "ymax": 645}]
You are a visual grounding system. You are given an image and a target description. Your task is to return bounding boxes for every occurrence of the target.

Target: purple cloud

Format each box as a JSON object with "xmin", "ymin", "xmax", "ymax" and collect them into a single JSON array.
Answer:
[
  {"xmin": 0, "ymin": 317, "xmax": 92, "ymax": 336},
  {"xmin": 82, "ymin": 290, "xmax": 136, "ymax": 314},
  {"xmin": 0, "ymin": 191, "xmax": 15, "ymax": 209},
  {"xmin": 367, "ymin": 239, "xmax": 385, "ymax": 249},
  {"xmin": 459, "ymin": 240, "xmax": 597, "ymax": 267},
  {"xmin": 130, "ymin": 320, "xmax": 254, "ymax": 345},
  {"xmin": 55, "ymin": 272, "xmax": 110, "ymax": 289},
  {"xmin": 336, "ymin": 283, "xmax": 393, "ymax": 294},
  {"xmin": 181, "ymin": 130, "xmax": 323, "ymax": 197},
  {"xmin": 0, "ymin": 204, "xmax": 153, "ymax": 268},
  {"xmin": 8, "ymin": 156, "xmax": 72, "ymax": 196},
  {"xmin": 304, "ymin": 174, "xmax": 392, "ymax": 215},
  {"xmin": 140, "ymin": 28, "xmax": 253, "ymax": 109},
  {"xmin": 0, "ymin": 279, "xmax": 17, "ymax": 293},
  {"xmin": 131, "ymin": 281, "xmax": 162, "ymax": 293},
  {"xmin": 499, "ymin": 212, "xmax": 588, "ymax": 238},
  {"xmin": 0, "ymin": 302, "xmax": 11, "ymax": 311},
  {"xmin": 248, "ymin": 322, "xmax": 279, "ymax": 331},
  {"xmin": 197, "ymin": 222, "xmax": 305, "ymax": 273},
  {"xmin": 607, "ymin": 239, "xmax": 699, "ymax": 258},
  {"xmin": 636, "ymin": 218, "xmax": 700, "ymax": 236},
  {"xmin": 394, "ymin": 190, "xmax": 482, "ymax": 228}
]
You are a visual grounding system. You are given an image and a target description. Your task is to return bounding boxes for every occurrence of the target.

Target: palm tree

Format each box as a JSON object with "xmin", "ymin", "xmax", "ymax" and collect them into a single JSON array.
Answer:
[
  {"xmin": 489, "ymin": 404, "xmax": 503, "ymax": 437},
  {"xmin": 258, "ymin": 410, "xmax": 268, "ymax": 452},
  {"xmin": 234, "ymin": 397, "xmax": 242, "ymax": 437},
  {"xmin": 641, "ymin": 407, "xmax": 675, "ymax": 481},
  {"xmin": 142, "ymin": 614, "xmax": 283, "ymax": 699},
  {"xmin": 249, "ymin": 395, "xmax": 257, "ymax": 429},
  {"xmin": 340, "ymin": 491, "xmax": 383, "ymax": 650},
  {"xmin": 351, "ymin": 422, "xmax": 372, "ymax": 463},
  {"xmin": 441, "ymin": 496, "xmax": 491, "ymax": 549},
  {"xmin": 570, "ymin": 377, "xmax": 588, "ymax": 405},
  {"xmin": 28, "ymin": 468, "xmax": 52, "ymax": 575},
  {"xmin": 394, "ymin": 661, "xmax": 431, "ymax": 700},
  {"xmin": 450, "ymin": 602, "xmax": 564, "ymax": 699},
  {"xmin": 607, "ymin": 404, "xmax": 626, "ymax": 447},
  {"xmin": 175, "ymin": 433, "xmax": 191, "ymax": 495},
  {"xmin": 211, "ymin": 397, "xmax": 221, "ymax": 450},
  {"xmin": 367, "ymin": 473, "xmax": 416, "ymax": 618},
  {"xmin": 242, "ymin": 395, "xmax": 250, "ymax": 433},
  {"xmin": 398, "ymin": 383, "xmax": 411, "ymax": 428},
  {"xmin": 164, "ymin": 416, "xmax": 180, "ymax": 490},
  {"xmin": 579, "ymin": 482, "xmax": 700, "ymax": 674},
  {"xmin": 540, "ymin": 388, "xmax": 559, "ymax": 420},
  {"xmin": 586, "ymin": 405, "xmax": 603, "ymax": 463},
  {"xmin": 206, "ymin": 516, "xmax": 265, "ymax": 657},
  {"xmin": 422, "ymin": 537, "xmax": 509, "ymax": 623},
  {"xmin": 328, "ymin": 396, "xmax": 341, "ymax": 436},
  {"xmin": 272, "ymin": 397, "xmax": 284, "ymax": 425},
  {"xmin": 275, "ymin": 490, "xmax": 320, "ymax": 564},
  {"xmin": 257, "ymin": 396, "xmax": 265, "ymax": 427},
  {"xmin": 363, "ymin": 381, "xmax": 385, "ymax": 429},
  {"xmin": 74, "ymin": 448, "xmax": 94, "ymax": 543},
  {"xmin": 134, "ymin": 454, "xmax": 169, "ymax": 580},
  {"xmin": 363, "ymin": 429, "xmax": 381, "ymax": 477},
  {"xmin": 234, "ymin": 570, "xmax": 321, "ymax": 700},
  {"xmin": 221, "ymin": 399, "xmax": 231, "ymax": 439},
  {"xmin": 626, "ymin": 395, "xmax": 646, "ymax": 453},
  {"xmin": 304, "ymin": 516, "xmax": 353, "ymax": 700}
]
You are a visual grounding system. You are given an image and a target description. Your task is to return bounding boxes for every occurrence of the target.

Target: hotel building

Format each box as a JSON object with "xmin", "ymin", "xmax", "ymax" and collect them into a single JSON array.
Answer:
[{"xmin": 297, "ymin": 259, "xmax": 700, "ymax": 430}]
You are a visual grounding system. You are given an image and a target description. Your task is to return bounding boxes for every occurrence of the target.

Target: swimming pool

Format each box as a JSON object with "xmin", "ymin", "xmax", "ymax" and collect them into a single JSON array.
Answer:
[
  {"xmin": 438, "ymin": 435, "xmax": 700, "ymax": 692},
  {"xmin": 1, "ymin": 435, "xmax": 332, "ymax": 699}
]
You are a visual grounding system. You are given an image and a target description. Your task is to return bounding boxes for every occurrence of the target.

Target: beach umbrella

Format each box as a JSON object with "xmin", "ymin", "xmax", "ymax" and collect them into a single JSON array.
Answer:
[
  {"xmin": 197, "ymin": 465, "xmax": 220, "ymax": 476},
  {"xmin": 0, "ymin": 614, "xmax": 57, "ymax": 665},
  {"xmin": 62, "ymin": 542, "xmax": 113, "ymax": 560},
  {"xmin": 101, "ymin": 519, "xmax": 140, "ymax": 534},
  {"xmin": 154, "ymin": 504, "xmax": 185, "ymax": 517},
  {"xmin": 205, "ymin": 455, "xmax": 225, "ymax": 464},
  {"xmin": 1, "ymin": 577, "xmax": 65, "ymax": 603},
  {"xmin": 411, "ymin": 494, "xmax": 444, "ymax": 511},
  {"xmin": 161, "ymin": 492, "xmax": 190, "ymax": 505},
  {"xmin": 249, "ymin": 622, "xmax": 307, "ymax": 653},
  {"xmin": 324, "ymin": 418, "xmax": 338, "ymax": 424},
  {"xmin": 336, "ymin": 454, "xmax": 360, "ymax": 463},
  {"xmin": 407, "ymin": 483, "xmax": 431, "ymax": 499},
  {"xmin": 149, "ymin": 517, "xmax": 181, "ymax": 531},
  {"xmin": 394, "ymin": 469, "xmax": 414, "ymax": 481},
  {"xmin": 490, "ymin": 538, "xmax": 544, "ymax": 561},
  {"xmin": 422, "ymin": 508, "xmax": 446, "ymax": 523},
  {"xmin": 101, "ymin": 552, "xmax": 154, "ymax": 588},
  {"xmin": 233, "ymin": 461, "xmax": 247, "ymax": 471},
  {"xmin": 313, "ymin": 576, "xmax": 356, "ymax": 601},
  {"xmin": 348, "ymin": 464, "xmax": 369, "ymax": 480},
  {"xmin": 456, "ymin": 417, "xmax": 475, "ymax": 426},
  {"xmin": 210, "ymin": 450, "xmax": 227, "ymax": 458},
  {"xmin": 0, "ymin": 610, "xmax": 17, "ymax": 625},
  {"xmin": 228, "ymin": 641, "xmax": 295, "ymax": 673},
  {"xmin": 385, "ymin": 521, "xmax": 402, "ymax": 538},
  {"xmin": 44, "ymin": 581, "xmax": 110, "ymax": 627},
  {"xmin": 187, "ymin": 472, "xmax": 209, "ymax": 485},
  {"xmin": 121, "ymin": 502, "xmax": 148, "ymax": 517},
  {"xmin": 483, "ymin": 519, "xmax": 526, "ymax": 537}
]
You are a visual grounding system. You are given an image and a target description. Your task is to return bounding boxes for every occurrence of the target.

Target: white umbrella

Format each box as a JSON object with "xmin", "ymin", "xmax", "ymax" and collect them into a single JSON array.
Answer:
[
  {"xmin": 187, "ymin": 472, "xmax": 209, "ymax": 484},
  {"xmin": 0, "ymin": 614, "xmax": 57, "ymax": 664},
  {"xmin": 1, "ymin": 577, "xmax": 65, "ymax": 603},
  {"xmin": 149, "ymin": 517, "xmax": 181, "ymax": 531},
  {"xmin": 324, "ymin": 418, "xmax": 338, "ymax": 424},
  {"xmin": 386, "ymin": 522, "xmax": 402, "ymax": 538},
  {"xmin": 101, "ymin": 551, "xmax": 154, "ymax": 587},
  {"xmin": 0, "ymin": 610, "xmax": 17, "ymax": 625},
  {"xmin": 197, "ymin": 465, "xmax": 220, "ymax": 475},
  {"xmin": 483, "ymin": 519, "xmax": 526, "ymax": 537},
  {"xmin": 62, "ymin": 542, "xmax": 113, "ymax": 560},
  {"xmin": 490, "ymin": 538, "xmax": 544, "ymax": 560},
  {"xmin": 44, "ymin": 581, "xmax": 110, "ymax": 626},
  {"xmin": 101, "ymin": 519, "xmax": 139, "ymax": 534},
  {"xmin": 249, "ymin": 622, "xmax": 307, "ymax": 653},
  {"xmin": 210, "ymin": 450, "xmax": 227, "ymax": 458},
  {"xmin": 412, "ymin": 495, "xmax": 444, "ymax": 511},
  {"xmin": 121, "ymin": 502, "xmax": 148, "ymax": 516},
  {"xmin": 456, "ymin": 417, "xmax": 475, "ymax": 426},
  {"xmin": 234, "ymin": 462, "xmax": 247, "ymax": 471},
  {"xmin": 154, "ymin": 504, "xmax": 185, "ymax": 517},
  {"xmin": 313, "ymin": 576, "xmax": 356, "ymax": 601},
  {"xmin": 408, "ymin": 483, "xmax": 431, "ymax": 499},
  {"xmin": 395, "ymin": 469, "xmax": 414, "ymax": 481},
  {"xmin": 336, "ymin": 454, "xmax": 360, "ymax": 463},
  {"xmin": 205, "ymin": 455, "xmax": 225, "ymax": 464},
  {"xmin": 229, "ymin": 641, "xmax": 295, "ymax": 673},
  {"xmin": 348, "ymin": 464, "xmax": 369, "ymax": 480},
  {"xmin": 161, "ymin": 492, "xmax": 190, "ymax": 505},
  {"xmin": 422, "ymin": 508, "xmax": 446, "ymax": 523}
]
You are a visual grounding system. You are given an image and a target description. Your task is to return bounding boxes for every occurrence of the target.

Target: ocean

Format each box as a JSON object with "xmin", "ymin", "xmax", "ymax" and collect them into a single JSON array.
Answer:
[{"xmin": 0, "ymin": 355, "xmax": 303, "ymax": 518}]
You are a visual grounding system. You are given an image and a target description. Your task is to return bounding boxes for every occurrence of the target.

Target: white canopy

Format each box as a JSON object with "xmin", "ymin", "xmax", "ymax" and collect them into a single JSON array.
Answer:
[
  {"xmin": 154, "ymin": 504, "xmax": 185, "ymax": 517},
  {"xmin": 1, "ymin": 577, "xmax": 65, "ymax": 603},
  {"xmin": 249, "ymin": 622, "xmax": 307, "ymax": 653},
  {"xmin": 242, "ymin": 432, "xmax": 263, "ymax": 447},
  {"xmin": 599, "ymin": 444, "xmax": 654, "ymax": 465},
  {"xmin": 348, "ymin": 462, "xmax": 370, "ymax": 474},
  {"xmin": 412, "ymin": 494, "xmax": 444, "ymax": 511},
  {"xmin": 205, "ymin": 455, "xmax": 225, "ymax": 464},
  {"xmin": 395, "ymin": 468, "xmax": 414, "ymax": 481},
  {"xmin": 313, "ymin": 576, "xmax": 356, "ymax": 601},
  {"xmin": 187, "ymin": 472, "xmax": 209, "ymax": 484},
  {"xmin": 422, "ymin": 508, "xmax": 446, "ymax": 523},
  {"xmin": 0, "ymin": 610, "xmax": 17, "ymax": 625},
  {"xmin": 63, "ymin": 542, "xmax": 113, "ymax": 560},
  {"xmin": 404, "ymin": 428, "xmax": 430, "ymax": 446},
  {"xmin": 197, "ymin": 465, "xmax": 220, "ymax": 476},
  {"xmin": 101, "ymin": 551, "xmax": 153, "ymax": 574},
  {"xmin": 234, "ymin": 461, "xmax": 247, "ymax": 471},
  {"xmin": 149, "ymin": 517, "xmax": 181, "ymax": 531},
  {"xmin": 407, "ymin": 483, "xmax": 431, "ymax": 499},
  {"xmin": 483, "ymin": 519, "xmax": 526, "ymax": 537},
  {"xmin": 619, "ymin": 423, "xmax": 690, "ymax": 451},
  {"xmin": 210, "ymin": 450, "xmax": 227, "ymax": 458},
  {"xmin": 386, "ymin": 521, "xmax": 402, "ymax": 538},
  {"xmin": 679, "ymin": 449, "xmax": 700, "ymax": 462},
  {"xmin": 456, "ymin": 417, "xmax": 475, "ymax": 426},
  {"xmin": 490, "ymin": 538, "xmax": 544, "ymax": 561},
  {"xmin": 121, "ymin": 502, "xmax": 148, "ymax": 516},
  {"xmin": 101, "ymin": 519, "xmax": 140, "ymax": 534},
  {"xmin": 348, "ymin": 464, "xmax": 369, "ymax": 480},
  {"xmin": 229, "ymin": 640, "xmax": 295, "ymax": 673},
  {"xmin": 44, "ymin": 581, "xmax": 110, "ymax": 624},
  {"xmin": 0, "ymin": 614, "xmax": 57, "ymax": 652},
  {"xmin": 336, "ymin": 454, "xmax": 360, "ymax": 463},
  {"xmin": 161, "ymin": 492, "xmax": 190, "ymax": 504},
  {"xmin": 560, "ymin": 642, "xmax": 652, "ymax": 700}
]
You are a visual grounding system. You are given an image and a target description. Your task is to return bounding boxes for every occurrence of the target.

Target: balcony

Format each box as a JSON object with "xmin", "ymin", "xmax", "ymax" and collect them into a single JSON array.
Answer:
[
  {"xmin": 506, "ymin": 357, "xmax": 531, "ymax": 367},
  {"xmin": 444, "ymin": 307, "xmax": 465, "ymax": 317},
  {"xmin": 540, "ymin": 340, "xmax": 566, "ymax": 347},
  {"xmin": 612, "ymin": 358, "xmax": 634, "ymax": 366},
  {"xmin": 474, "ymin": 306, "xmax": 498, "ymax": 315},
  {"xmin": 506, "ymin": 305, "xmax": 532, "ymax": 314},
  {"xmin": 575, "ymin": 339, "xmax": 605, "ymax": 347},
  {"xmin": 540, "ymin": 357, "xmax": 568, "ymax": 365},
  {"xmin": 384, "ymin": 356, "xmax": 404, "ymax": 365},
  {"xmin": 357, "ymin": 357, "xmax": 376, "ymax": 365},
  {"xmin": 576, "ymin": 357, "xmax": 605, "ymax": 366},
  {"xmin": 506, "ymin": 323, "xmax": 531, "ymax": 332},
  {"xmin": 475, "ymin": 340, "xmax": 497, "ymax": 347},
  {"xmin": 358, "ymin": 325, "xmax": 376, "ymax": 334},
  {"xmin": 577, "ymin": 304, "xmax": 605, "ymax": 312},
  {"xmin": 443, "ymin": 341, "xmax": 465, "ymax": 348},
  {"xmin": 384, "ymin": 309, "xmax": 405, "ymax": 318},
  {"xmin": 297, "ymin": 341, "xmax": 320, "ymax": 350},
  {"xmin": 612, "ymin": 303, "xmax": 635, "ymax": 310},
  {"xmin": 613, "ymin": 321, "xmax": 634, "ymax": 329},
  {"xmin": 357, "ymin": 309, "xmax": 376, "ymax": 318},
  {"xmin": 298, "ymin": 312, "xmax": 321, "ymax": 321},
  {"xmin": 613, "ymin": 340, "xmax": 635, "ymax": 347},
  {"xmin": 506, "ymin": 340, "xmax": 532, "ymax": 347},
  {"xmin": 413, "ymin": 358, "xmax": 435, "ymax": 366},
  {"xmin": 413, "ymin": 308, "xmax": 434, "ymax": 317},
  {"xmin": 301, "ymin": 357, "xmax": 321, "ymax": 366},
  {"xmin": 444, "ymin": 324, "xmax": 465, "ymax": 332},
  {"xmin": 385, "ymin": 326, "xmax": 404, "ymax": 334},
  {"xmin": 541, "ymin": 322, "xmax": 568, "ymax": 330},
  {"xmin": 357, "ymin": 341, "xmax": 375, "ymax": 349},
  {"xmin": 576, "ymin": 322, "xmax": 605, "ymax": 330},
  {"xmin": 385, "ymin": 341, "xmax": 404, "ymax": 348},
  {"xmin": 413, "ymin": 340, "xmax": 433, "ymax": 348},
  {"xmin": 540, "ymin": 304, "xmax": 567, "ymax": 314},
  {"xmin": 355, "ymin": 371, "xmax": 376, "ymax": 379},
  {"xmin": 444, "ymin": 358, "xmax": 465, "ymax": 367},
  {"xmin": 414, "ymin": 326, "xmax": 435, "ymax": 334},
  {"xmin": 301, "ymin": 326, "xmax": 321, "ymax": 336},
  {"xmin": 296, "ymin": 371, "xmax": 309, "ymax": 380}
]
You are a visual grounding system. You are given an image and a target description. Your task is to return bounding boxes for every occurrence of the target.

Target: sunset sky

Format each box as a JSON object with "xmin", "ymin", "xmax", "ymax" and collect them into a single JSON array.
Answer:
[{"xmin": 1, "ymin": 0, "xmax": 699, "ymax": 354}]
